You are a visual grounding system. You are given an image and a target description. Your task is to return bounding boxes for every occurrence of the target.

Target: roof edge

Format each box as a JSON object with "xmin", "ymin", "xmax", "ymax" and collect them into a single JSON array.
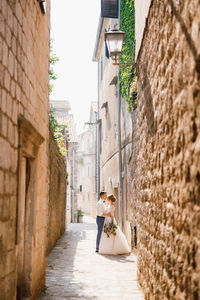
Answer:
[{"xmin": 92, "ymin": 16, "xmax": 104, "ymax": 62}]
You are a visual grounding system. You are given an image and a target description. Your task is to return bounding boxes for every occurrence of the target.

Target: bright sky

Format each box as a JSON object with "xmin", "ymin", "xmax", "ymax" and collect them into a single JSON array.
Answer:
[{"xmin": 50, "ymin": 0, "xmax": 100, "ymax": 134}]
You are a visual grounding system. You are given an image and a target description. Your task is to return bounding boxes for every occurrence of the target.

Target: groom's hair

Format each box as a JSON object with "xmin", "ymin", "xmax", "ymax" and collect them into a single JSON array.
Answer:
[{"xmin": 100, "ymin": 191, "xmax": 106, "ymax": 198}]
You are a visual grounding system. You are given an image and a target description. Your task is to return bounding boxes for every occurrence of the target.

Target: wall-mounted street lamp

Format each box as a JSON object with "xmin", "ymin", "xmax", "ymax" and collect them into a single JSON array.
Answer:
[
  {"xmin": 105, "ymin": 28, "xmax": 134, "ymax": 66},
  {"xmin": 84, "ymin": 119, "xmax": 101, "ymax": 126},
  {"xmin": 105, "ymin": 25, "xmax": 135, "ymax": 229}
]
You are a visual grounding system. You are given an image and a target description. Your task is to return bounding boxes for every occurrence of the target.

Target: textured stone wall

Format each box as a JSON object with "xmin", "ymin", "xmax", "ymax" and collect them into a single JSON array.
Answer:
[
  {"xmin": 0, "ymin": 0, "xmax": 50, "ymax": 299},
  {"xmin": 126, "ymin": 109, "xmax": 138, "ymax": 247},
  {"xmin": 47, "ymin": 128, "xmax": 67, "ymax": 254},
  {"xmin": 128, "ymin": 0, "xmax": 200, "ymax": 299}
]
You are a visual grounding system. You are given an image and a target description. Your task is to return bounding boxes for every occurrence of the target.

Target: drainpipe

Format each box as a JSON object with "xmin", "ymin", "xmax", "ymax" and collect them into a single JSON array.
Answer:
[
  {"xmin": 97, "ymin": 60, "xmax": 100, "ymax": 201},
  {"xmin": 117, "ymin": 69, "xmax": 123, "ymax": 229},
  {"xmin": 117, "ymin": 0, "xmax": 123, "ymax": 229},
  {"xmin": 72, "ymin": 148, "xmax": 75, "ymax": 222}
]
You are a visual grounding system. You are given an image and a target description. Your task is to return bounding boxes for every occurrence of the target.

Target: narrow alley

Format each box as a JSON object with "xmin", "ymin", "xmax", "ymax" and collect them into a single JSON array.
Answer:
[{"xmin": 38, "ymin": 216, "xmax": 144, "ymax": 300}]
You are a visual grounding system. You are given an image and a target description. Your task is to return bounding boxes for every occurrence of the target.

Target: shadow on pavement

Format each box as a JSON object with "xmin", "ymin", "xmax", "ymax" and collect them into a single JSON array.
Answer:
[{"xmin": 38, "ymin": 220, "xmax": 98, "ymax": 300}]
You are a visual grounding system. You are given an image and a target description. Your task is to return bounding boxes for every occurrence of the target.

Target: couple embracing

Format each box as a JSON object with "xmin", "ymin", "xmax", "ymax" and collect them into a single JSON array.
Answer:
[{"xmin": 96, "ymin": 191, "xmax": 130, "ymax": 255}]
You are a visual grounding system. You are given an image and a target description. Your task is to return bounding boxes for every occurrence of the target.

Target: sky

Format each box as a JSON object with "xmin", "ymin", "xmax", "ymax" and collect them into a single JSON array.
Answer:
[{"xmin": 50, "ymin": 0, "xmax": 100, "ymax": 134}]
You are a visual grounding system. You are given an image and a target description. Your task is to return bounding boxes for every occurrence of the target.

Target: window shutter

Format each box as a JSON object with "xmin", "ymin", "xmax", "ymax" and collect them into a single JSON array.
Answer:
[{"xmin": 101, "ymin": 0, "xmax": 119, "ymax": 19}]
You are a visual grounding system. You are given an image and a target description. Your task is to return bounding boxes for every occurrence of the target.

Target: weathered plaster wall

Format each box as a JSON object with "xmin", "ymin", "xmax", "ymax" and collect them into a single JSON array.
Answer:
[
  {"xmin": 135, "ymin": 0, "xmax": 151, "ymax": 59},
  {"xmin": 47, "ymin": 128, "xmax": 67, "ymax": 254}
]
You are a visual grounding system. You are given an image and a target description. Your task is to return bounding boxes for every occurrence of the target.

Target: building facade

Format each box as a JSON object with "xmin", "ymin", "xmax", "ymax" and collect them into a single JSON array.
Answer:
[
  {"xmin": 129, "ymin": 0, "xmax": 200, "ymax": 298},
  {"xmin": 93, "ymin": 17, "xmax": 133, "ymax": 241},
  {"xmin": 77, "ymin": 102, "xmax": 98, "ymax": 218},
  {"xmin": 0, "ymin": 0, "xmax": 50, "ymax": 299}
]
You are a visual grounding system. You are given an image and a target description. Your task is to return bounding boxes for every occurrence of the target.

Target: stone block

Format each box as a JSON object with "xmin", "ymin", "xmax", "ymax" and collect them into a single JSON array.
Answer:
[
  {"xmin": 0, "ymin": 271, "xmax": 16, "ymax": 299},
  {"xmin": 15, "ymin": 2, "xmax": 23, "ymax": 25},
  {"xmin": 10, "ymin": 79, "xmax": 16, "ymax": 99},
  {"xmin": 1, "ymin": 0, "xmax": 8, "ymax": 19},
  {"xmin": 0, "ymin": 64, "xmax": 4, "ymax": 87},
  {"xmin": 11, "ymin": 36, "xmax": 17, "ymax": 57},
  {"xmin": 0, "ymin": 14, "xmax": 5, "ymax": 37},
  {"xmin": 14, "ymin": 125, "xmax": 18, "ymax": 148},
  {"xmin": 6, "ymin": 93, "xmax": 12, "ymax": 118},
  {"xmin": 0, "ymin": 169, "xmax": 4, "ymax": 194},
  {"xmin": 4, "ymin": 70, "xmax": 11, "ymax": 91},
  {"xmin": 7, "ymin": 119, "xmax": 14, "ymax": 146},
  {"xmin": 6, "ymin": 25, "xmax": 11, "ymax": 48},
  {"xmin": 2, "ymin": 40, "xmax": 8, "ymax": 67},
  {"xmin": 0, "ymin": 35, "xmax": 3, "ymax": 63},
  {"xmin": 7, "ymin": 4, "xmax": 13, "ymax": 31},
  {"xmin": 1, "ymin": 90, "xmax": 7, "ymax": 113},
  {"xmin": 1, "ymin": 113, "xmax": 8, "ymax": 137},
  {"xmin": 0, "ymin": 137, "xmax": 11, "ymax": 170},
  {"xmin": 0, "ymin": 195, "xmax": 10, "ymax": 222},
  {"xmin": 8, "ymin": 50, "xmax": 14, "ymax": 77},
  {"xmin": 15, "ymin": 83, "xmax": 21, "ymax": 102},
  {"xmin": 0, "ymin": 220, "xmax": 15, "ymax": 251},
  {"xmin": 13, "ymin": 15, "xmax": 18, "ymax": 38}
]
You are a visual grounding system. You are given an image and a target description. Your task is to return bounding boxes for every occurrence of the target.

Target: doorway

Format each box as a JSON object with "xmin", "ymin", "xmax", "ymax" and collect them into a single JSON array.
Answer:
[
  {"xmin": 16, "ymin": 115, "xmax": 44, "ymax": 299},
  {"xmin": 17, "ymin": 156, "xmax": 35, "ymax": 299}
]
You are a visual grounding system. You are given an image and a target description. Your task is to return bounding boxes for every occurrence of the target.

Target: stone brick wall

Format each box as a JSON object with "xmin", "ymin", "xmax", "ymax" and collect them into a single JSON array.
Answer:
[
  {"xmin": 126, "ymin": 109, "xmax": 138, "ymax": 247},
  {"xmin": 128, "ymin": 0, "xmax": 200, "ymax": 299},
  {"xmin": 0, "ymin": 0, "xmax": 50, "ymax": 299},
  {"xmin": 47, "ymin": 128, "xmax": 67, "ymax": 254}
]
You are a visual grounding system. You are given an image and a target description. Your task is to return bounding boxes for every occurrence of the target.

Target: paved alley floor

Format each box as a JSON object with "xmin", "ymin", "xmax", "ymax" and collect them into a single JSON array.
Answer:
[{"xmin": 38, "ymin": 216, "xmax": 144, "ymax": 300}]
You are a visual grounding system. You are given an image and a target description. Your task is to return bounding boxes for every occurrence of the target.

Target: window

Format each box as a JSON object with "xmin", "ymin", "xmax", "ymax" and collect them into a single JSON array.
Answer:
[{"xmin": 101, "ymin": 0, "xmax": 118, "ymax": 18}]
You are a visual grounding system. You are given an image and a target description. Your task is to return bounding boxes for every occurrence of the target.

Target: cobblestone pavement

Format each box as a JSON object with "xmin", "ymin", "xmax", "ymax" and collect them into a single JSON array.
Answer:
[{"xmin": 38, "ymin": 216, "xmax": 144, "ymax": 300}]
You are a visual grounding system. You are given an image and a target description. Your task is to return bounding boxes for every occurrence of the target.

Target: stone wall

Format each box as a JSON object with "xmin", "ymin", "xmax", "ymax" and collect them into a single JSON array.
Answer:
[
  {"xmin": 128, "ymin": 0, "xmax": 200, "ymax": 298},
  {"xmin": 47, "ymin": 128, "xmax": 67, "ymax": 254},
  {"xmin": 0, "ymin": 0, "xmax": 50, "ymax": 299}
]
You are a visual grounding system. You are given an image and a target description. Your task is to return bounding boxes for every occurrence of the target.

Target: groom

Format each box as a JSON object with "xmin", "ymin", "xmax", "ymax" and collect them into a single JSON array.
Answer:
[{"xmin": 96, "ymin": 191, "xmax": 110, "ymax": 253}]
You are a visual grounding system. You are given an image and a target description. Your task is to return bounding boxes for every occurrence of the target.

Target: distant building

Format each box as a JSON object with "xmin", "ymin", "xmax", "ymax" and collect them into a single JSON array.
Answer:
[
  {"xmin": 50, "ymin": 100, "xmax": 78, "ymax": 223},
  {"xmin": 77, "ymin": 102, "xmax": 98, "ymax": 218}
]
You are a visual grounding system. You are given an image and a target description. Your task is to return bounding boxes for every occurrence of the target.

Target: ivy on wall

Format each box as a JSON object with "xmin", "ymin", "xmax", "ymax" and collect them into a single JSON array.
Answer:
[
  {"xmin": 49, "ymin": 39, "xmax": 59, "ymax": 94},
  {"xmin": 49, "ymin": 109, "xmax": 67, "ymax": 157},
  {"xmin": 120, "ymin": 0, "xmax": 137, "ymax": 111},
  {"xmin": 49, "ymin": 40, "xmax": 67, "ymax": 157}
]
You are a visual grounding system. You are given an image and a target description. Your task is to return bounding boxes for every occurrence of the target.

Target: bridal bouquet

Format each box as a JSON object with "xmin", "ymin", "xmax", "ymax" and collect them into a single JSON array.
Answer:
[{"xmin": 104, "ymin": 222, "xmax": 118, "ymax": 238}]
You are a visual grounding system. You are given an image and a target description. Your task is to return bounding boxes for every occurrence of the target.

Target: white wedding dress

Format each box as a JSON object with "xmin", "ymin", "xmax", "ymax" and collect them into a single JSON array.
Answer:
[{"xmin": 99, "ymin": 204, "xmax": 130, "ymax": 255}]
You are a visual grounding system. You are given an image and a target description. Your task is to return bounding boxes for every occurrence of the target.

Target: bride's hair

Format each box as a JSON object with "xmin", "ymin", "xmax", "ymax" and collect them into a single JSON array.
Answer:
[{"xmin": 107, "ymin": 194, "xmax": 116, "ymax": 203}]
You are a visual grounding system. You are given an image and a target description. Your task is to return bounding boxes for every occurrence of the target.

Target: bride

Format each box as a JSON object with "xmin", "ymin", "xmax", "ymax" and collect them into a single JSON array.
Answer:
[{"xmin": 99, "ymin": 194, "xmax": 130, "ymax": 255}]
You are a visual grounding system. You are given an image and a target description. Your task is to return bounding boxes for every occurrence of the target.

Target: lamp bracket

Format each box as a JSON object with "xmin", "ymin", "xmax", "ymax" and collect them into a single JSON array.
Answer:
[{"xmin": 113, "ymin": 62, "xmax": 135, "ymax": 66}]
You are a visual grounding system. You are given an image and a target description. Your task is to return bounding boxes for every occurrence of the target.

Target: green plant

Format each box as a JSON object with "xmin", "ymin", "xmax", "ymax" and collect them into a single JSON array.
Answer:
[
  {"xmin": 49, "ymin": 109, "xmax": 67, "ymax": 157},
  {"xmin": 49, "ymin": 39, "xmax": 59, "ymax": 94},
  {"xmin": 66, "ymin": 172, "xmax": 69, "ymax": 185},
  {"xmin": 120, "ymin": 0, "xmax": 137, "ymax": 111},
  {"xmin": 129, "ymin": 76, "xmax": 137, "ymax": 110},
  {"xmin": 77, "ymin": 209, "xmax": 84, "ymax": 216}
]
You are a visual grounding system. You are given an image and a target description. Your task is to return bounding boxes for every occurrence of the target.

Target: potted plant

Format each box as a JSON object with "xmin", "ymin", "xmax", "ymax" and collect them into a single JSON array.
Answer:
[{"xmin": 77, "ymin": 209, "xmax": 84, "ymax": 223}]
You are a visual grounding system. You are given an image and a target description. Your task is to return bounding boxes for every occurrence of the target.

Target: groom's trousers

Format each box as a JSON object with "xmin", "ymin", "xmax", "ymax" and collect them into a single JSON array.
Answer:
[{"xmin": 96, "ymin": 216, "xmax": 105, "ymax": 251}]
